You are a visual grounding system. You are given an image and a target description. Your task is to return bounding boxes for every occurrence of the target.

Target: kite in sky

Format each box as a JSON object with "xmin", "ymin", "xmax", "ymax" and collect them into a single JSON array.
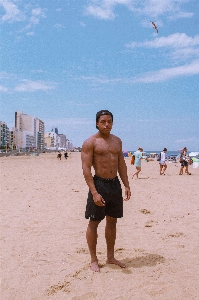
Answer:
[{"xmin": 150, "ymin": 21, "xmax": 158, "ymax": 33}]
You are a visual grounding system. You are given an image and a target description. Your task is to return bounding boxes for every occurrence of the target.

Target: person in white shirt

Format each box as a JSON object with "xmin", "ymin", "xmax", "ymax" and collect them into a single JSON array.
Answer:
[{"xmin": 159, "ymin": 148, "xmax": 167, "ymax": 175}]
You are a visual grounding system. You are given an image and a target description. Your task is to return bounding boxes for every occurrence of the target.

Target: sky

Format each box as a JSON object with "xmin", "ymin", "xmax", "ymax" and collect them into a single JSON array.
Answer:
[{"xmin": 1, "ymin": 0, "xmax": 199, "ymax": 151}]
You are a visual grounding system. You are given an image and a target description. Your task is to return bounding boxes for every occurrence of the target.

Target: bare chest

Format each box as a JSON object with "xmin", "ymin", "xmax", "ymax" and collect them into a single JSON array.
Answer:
[{"xmin": 94, "ymin": 140, "xmax": 119, "ymax": 156}]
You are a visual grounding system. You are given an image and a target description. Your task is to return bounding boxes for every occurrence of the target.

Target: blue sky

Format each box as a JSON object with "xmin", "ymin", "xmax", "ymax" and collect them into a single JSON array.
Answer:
[{"xmin": 1, "ymin": 0, "xmax": 199, "ymax": 150}]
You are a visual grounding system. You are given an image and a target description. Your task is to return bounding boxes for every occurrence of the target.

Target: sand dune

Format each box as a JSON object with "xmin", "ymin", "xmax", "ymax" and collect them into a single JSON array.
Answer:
[{"xmin": 1, "ymin": 153, "xmax": 199, "ymax": 299}]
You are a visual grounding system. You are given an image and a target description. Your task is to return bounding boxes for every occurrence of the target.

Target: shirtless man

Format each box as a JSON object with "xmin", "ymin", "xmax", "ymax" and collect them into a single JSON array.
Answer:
[{"xmin": 81, "ymin": 110, "xmax": 131, "ymax": 272}]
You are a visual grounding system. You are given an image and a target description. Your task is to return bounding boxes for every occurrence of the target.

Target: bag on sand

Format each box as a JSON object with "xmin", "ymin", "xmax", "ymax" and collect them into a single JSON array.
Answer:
[
  {"xmin": 131, "ymin": 155, "xmax": 135, "ymax": 165},
  {"xmin": 157, "ymin": 153, "xmax": 161, "ymax": 161}
]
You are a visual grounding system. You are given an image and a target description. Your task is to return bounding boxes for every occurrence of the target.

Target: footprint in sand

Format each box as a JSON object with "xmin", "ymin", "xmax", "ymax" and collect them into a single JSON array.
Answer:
[
  {"xmin": 145, "ymin": 220, "xmax": 158, "ymax": 227},
  {"xmin": 167, "ymin": 232, "xmax": 185, "ymax": 238},
  {"xmin": 140, "ymin": 209, "xmax": 151, "ymax": 214},
  {"xmin": 47, "ymin": 281, "xmax": 71, "ymax": 296},
  {"xmin": 76, "ymin": 248, "xmax": 89, "ymax": 254}
]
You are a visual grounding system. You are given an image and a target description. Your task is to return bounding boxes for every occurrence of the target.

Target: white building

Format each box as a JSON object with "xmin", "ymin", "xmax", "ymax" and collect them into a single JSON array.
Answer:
[
  {"xmin": 13, "ymin": 111, "xmax": 45, "ymax": 150},
  {"xmin": 45, "ymin": 132, "xmax": 59, "ymax": 150},
  {"xmin": 58, "ymin": 134, "xmax": 67, "ymax": 148},
  {"xmin": 66, "ymin": 139, "xmax": 73, "ymax": 150}
]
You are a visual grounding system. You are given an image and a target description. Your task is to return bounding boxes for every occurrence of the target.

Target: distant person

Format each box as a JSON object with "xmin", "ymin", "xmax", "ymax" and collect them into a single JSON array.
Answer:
[
  {"xmin": 64, "ymin": 151, "xmax": 68, "ymax": 160},
  {"xmin": 159, "ymin": 148, "xmax": 167, "ymax": 175},
  {"xmin": 57, "ymin": 151, "xmax": 62, "ymax": 160},
  {"xmin": 179, "ymin": 147, "xmax": 191, "ymax": 175},
  {"xmin": 81, "ymin": 110, "xmax": 131, "ymax": 272},
  {"xmin": 132, "ymin": 147, "xmax": 145, "ymax": 179}
]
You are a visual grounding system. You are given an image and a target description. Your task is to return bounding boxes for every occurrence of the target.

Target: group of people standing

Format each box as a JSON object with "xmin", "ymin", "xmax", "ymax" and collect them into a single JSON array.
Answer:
[
  {"xmin": 79, "ymin": 110, "xmax": 193, "ymax": 273},
  {"xmin": 131, "ymin": 146, "xmax": 192, "ymax": 178}
]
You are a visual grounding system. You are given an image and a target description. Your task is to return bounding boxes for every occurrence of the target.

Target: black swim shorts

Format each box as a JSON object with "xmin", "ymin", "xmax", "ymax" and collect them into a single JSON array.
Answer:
[
  {"xmin": 181, "ymin": 161, "xmax": 188, "ymax": 167},
  {"xmin": 85, "ymin": 175, "xmax": 123, "ymax": 221}
]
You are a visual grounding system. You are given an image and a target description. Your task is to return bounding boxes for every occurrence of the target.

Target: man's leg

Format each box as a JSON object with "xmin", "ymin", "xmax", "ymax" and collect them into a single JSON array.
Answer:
[
  {"xmin": 160, "ymin": 164, "xmax": 163, "ymax": 175},
  {"xmin": 86, "ymin": 220, "xmax": 101, "ymax": 272},
  {"xmin": 132, "ymin": 167, "xmax": 141, "ymax": 179},
  {"xmin": 136, "ymin": 167, "xmax": 141, "ymax": 178},
  {"xmin": 185, "ymin": 165, "xmax": 191, "ymax": 175},
  {"xmin": 163, "ymin": 164, "xmax": 167, "ymax": 173},
  {"xmin": 179, "ymin": 166, "xmax": 183, "ymax": 175},
  {"xmin": 105, "ymin": 216, "xmax": 125, "ymax": 268}
]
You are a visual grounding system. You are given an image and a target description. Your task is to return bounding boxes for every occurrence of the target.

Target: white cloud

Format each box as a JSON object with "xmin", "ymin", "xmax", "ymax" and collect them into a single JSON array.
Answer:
[
  {"xmin": 29, "ymin": 7, "xmax": 46, "ymax": 25},
  {"xmin": 0, "ymin": 1, "xmax": 46, "ymax": 35},
  {"xmin": 54, "ymin": 23, "xmax": 65, "ymax": 29},
  {"xmin": 132, "ymin": 59, "xmax": 199, "ymax": 83},
  {"xmin": 126, "ymin": 33, "xmax": 199, "ymax": 62},
  {"xmin": 85, "ymin": 3, "xmax": 114, "ymax": 20},
  {"xmin": 85, "ymin": 0, "xmax": 132, "ymax": 20},
  {"xmin": 168, "ymin": 11, "xmax": 193, "ymax": 20},
  {"xmin": 26, "ymin": 31, "xmax": 34, "ymax": 36},
  {"xmin": 0, "ymin": 71, "xmax": 16, "ymax": 80},
  {"xmin": 126, "ymin": 33, "xmax": 199, "ymax": 49},
  {"xmin": 80, "ymin": 75, "xmax": 123, "ymax": 84},
  {"xmin": 79, "ymin": 58, "xmax": 199, "ymax": 85},
  {"xmin": 0, "ymin": 84, "xmax": 8, "ymax": 92},
  {"xmin": 85, "ymin": 0, "xmax": 193, "ymax": 20},
  {"xmin": 80, "ymin": 21, "xmax": 86, "ymax": 27},
  {"xmin": 0, "ymin": 0, "xmax": 25, "ymax": 22},
  {"xmin": 14, "ymin": 80, "xmax": 56, "ymax": 92},
  {"xmin": 138, "ymin": 0, "xmax": 193, "ymax": 18}
]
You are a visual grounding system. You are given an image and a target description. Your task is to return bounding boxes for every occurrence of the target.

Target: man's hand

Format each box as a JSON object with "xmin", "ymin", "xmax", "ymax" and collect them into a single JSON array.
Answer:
[
  {"xmin": 93, "ymin": 192, "xmax": 105, "ymax": 206},
  {"xmin": 124, "ymin": 187, "xmax": 131, "ymax": 201}
]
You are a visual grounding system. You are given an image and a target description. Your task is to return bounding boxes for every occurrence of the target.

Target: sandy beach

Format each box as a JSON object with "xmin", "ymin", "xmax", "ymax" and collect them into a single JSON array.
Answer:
[{"xmin": 1, "ymin": 152, "xmax": 199, "ymax": 300}]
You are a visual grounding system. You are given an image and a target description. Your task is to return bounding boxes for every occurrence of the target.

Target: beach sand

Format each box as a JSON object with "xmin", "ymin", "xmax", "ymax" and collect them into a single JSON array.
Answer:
[{"xmin": 1, "ymin": 153, "xmax": 199, "ymax": 300}]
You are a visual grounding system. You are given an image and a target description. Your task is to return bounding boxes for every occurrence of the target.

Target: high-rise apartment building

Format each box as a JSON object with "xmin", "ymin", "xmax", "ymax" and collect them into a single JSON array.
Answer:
[
  {"xmin": 13, "ymin": 111, "xmax": 45, "ymax": 150},
  {"xmin": 36, "ymin": 118, "xmax": 45, "ymax": 150},
  {"xmin": 44, "ymin": 131, "xmax": 58, "ymax": 149},
  {"xmin": 51, "ymin": 126, "xmax": 58, "ymax": 134},
  {"xmin": 0, "ymin": 121, "xmax": 10, "ymax": 148},
  {"xmin": 58, "ymin": 134, "xmax": 67, "ymax": 148}
]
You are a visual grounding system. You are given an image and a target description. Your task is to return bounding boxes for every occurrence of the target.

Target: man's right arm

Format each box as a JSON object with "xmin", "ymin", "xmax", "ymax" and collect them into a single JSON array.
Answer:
[{"xmin": 81, "ymin": 138, "xmax": 105, "ymax": 206}]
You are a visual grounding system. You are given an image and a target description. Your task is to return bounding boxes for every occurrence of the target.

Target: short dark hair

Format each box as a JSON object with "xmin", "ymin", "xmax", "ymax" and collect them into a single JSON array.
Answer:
[{"xmin": 96, "ymin": 110, "xmax": 113, "ymax": 129}]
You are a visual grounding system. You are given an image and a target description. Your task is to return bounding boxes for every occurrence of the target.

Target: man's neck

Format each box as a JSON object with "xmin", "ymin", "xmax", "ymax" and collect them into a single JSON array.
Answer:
[{"xmin": 97, "ymin": 131, "xmax": 111, "ymax": 139}]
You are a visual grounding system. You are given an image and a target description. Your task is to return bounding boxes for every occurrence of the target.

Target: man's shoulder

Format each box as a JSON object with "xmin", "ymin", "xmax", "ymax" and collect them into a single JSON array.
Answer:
[
  {"xmin": 110, "ymin": 134, "xmax": 121, "ymax": 142},
  {"xmin": 82, "ymin": 133, "xmax": 98, "ymax": 148}
]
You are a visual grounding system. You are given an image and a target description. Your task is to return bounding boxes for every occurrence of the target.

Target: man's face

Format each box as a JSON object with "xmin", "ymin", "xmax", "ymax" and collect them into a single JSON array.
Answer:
[{"xmin": 96, "ymin": 115, "xmax": 113, "ymax": 133}]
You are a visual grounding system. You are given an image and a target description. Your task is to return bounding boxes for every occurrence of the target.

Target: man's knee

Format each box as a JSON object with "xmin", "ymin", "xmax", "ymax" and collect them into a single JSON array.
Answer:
[
  {"xmin": 106, "ymin": 216, "xmax": 117, "ymax": 225},
  {"xmin": 88, "ymin": 220, "xmax": 101, "ymax": 231}
]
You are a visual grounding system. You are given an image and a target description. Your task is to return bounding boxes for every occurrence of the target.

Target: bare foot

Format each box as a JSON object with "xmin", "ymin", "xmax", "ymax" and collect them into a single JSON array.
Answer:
[
  {"xmin": 90, "ymin": 261, "xmax": 100, "ymax": 272},
  {"xmin": 106, "ymin": 258, "xmax": 126, "ymax": 268}
]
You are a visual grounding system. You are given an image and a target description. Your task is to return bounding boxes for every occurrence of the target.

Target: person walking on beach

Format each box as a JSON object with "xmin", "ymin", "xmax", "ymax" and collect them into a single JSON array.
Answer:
[
  {"xmin": 132, "ymin": 147, "xmax": 145, "ymax": 179},
  {"xmin": 179, "ymin": 147, "xmax": 191, "ymax": 175},
  {"xmin": 57, "ymin": 151, "xmax": 62, "ymax": 160},
  {"xmin": 81, "ymin": 110, "xmax": 131, "ymax": 272},
  {"xmin": 64, "ymin": 151, "xmax": 68, "ymax": 160},
  {"xmin": 159, "ymin": 148, "xmax": 167, "ymax": 175}
]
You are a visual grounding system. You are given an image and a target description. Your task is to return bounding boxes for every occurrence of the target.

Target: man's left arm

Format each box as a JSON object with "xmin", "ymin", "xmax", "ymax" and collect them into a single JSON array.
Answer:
[{"xmin": 118, "ymin": 145, "xmax": 131, "ymax": 201}]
